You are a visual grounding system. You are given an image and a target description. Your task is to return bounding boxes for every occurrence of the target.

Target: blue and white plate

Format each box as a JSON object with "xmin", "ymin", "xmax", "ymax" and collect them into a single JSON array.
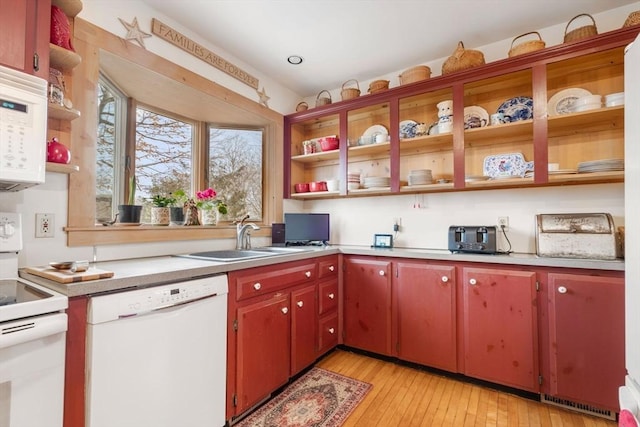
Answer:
[
  {"xmin": 399, "ymin": 120, "xmax": 418, "ymax": 139},
  {"xmin": 483, "ymin": 152, "xmax": 534, "ymax": 178},
  {"xmin": 497, "ymin": 96, "xmax": 533, "ymax": 122}
]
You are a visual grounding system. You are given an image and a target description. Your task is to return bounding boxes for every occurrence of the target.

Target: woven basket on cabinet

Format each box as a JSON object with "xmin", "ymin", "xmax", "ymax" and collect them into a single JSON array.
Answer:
[
  {"xmin": 508, "ymin": 32, "xmax": 546, "ymax": 57},
  {"xmin": 340, "ymin": 79, "xmax": 361, "ymax": 100},
  {"xmin": 623, "ymin": 11, "xmax": 640, "ymax": 28},
  {"xmin": 315, "ymin": 90, "xmax": 332, "ymax": 107},
  {"xmin": 368, "ymin": 79, "xmax": 389, "ymax": 94},
  {"xmin": 441, "ymin": 41, "xmax": 485, "ymax": 75},
  {"xmin": 564, "ymin": 14, "xmax": 598, "ymax": 43},
  {"xmin": 398, "ymin": 65, "xmax": 431, "ymax": 85}
]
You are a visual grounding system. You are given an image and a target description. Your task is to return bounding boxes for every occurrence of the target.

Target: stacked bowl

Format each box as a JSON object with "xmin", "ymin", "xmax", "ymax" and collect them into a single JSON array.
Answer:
[
  {"xmin": 408, "ymin": 169, "xmax": 433, "ymax": 186},
  {"xmin": 569, "ymin": 94, "xmax": 601, "ymax": 112},
  {"xmin": 605, "ymin": 92, "xmax": 624, "ymax": 107},
  {"xmin": 347, "ymin": 172, "xmax": 361, "ymax": 190}
]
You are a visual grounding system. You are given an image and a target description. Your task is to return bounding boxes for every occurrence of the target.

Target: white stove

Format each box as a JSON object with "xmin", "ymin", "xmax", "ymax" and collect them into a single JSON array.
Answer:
[{"xmin": 0, "ymin": 212, "xmax": 68, "ymax": 427}]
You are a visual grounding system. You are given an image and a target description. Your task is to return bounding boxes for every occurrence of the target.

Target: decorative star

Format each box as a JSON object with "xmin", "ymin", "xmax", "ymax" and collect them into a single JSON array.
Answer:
[
  {"xmin": 118, "ymin": 17, "xmax": 152, "ymax": 49},
  {"xmin": 257, "ymin": 87, "xmax": 270, "ymax": 107}
]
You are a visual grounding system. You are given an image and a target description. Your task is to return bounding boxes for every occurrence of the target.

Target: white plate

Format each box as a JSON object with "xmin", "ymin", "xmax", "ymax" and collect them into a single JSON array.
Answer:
[
  {"xmin": 547, "ymin": 88, "xmax": 592, "ymax": 116},
  {"xmin": 463, "ymin": 106, "xmax": 489, "ymax": 129},
  {"xmin": 362, "ymin": 124, "xmax": 389, "ymax": 138},
  {"xmin": 399, "ymin": 120, "xmax": 418, "ymax": 138}
]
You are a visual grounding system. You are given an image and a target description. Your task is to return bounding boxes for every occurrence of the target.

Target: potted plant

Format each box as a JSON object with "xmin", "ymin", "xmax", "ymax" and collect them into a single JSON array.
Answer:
[
  {"xmin": 149, "ymin": 194, "xmax": 175, "ymax": 226},
  {"xmin": 196, "ymin": 187, "xmax": 227, "ymax": 226},
  {"xmin": 117, "ymin": 176, "xmax": 143, "ymax": 223},
  {"xmin": 169, "ymin": 189, "xmax": 188, "ymax": 225}
]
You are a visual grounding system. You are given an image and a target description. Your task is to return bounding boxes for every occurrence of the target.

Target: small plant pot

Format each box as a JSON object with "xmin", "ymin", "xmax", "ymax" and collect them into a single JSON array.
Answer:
[
  {"xmin": 117, "ymin": 205, "xmax": 142, "ymax": 223},
  {"xmin": 201, "ymin": 209, "xmax": 219, "ymax": 226},
  {"xmin": 150, "ymin": 207, "xmax": 170, "ymax": 226},
  {"xmin": 169, "ymin": 206, "xmax": 185, "ymax": 225}
]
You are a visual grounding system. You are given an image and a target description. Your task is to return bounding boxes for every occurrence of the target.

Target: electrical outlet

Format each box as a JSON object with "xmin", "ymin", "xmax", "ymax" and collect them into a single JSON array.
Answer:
[
  {"xmin": 36, "ymin": 213, "xmax": 55, "ymax": 238},
  {"xmin": 393, "ymin": 217, "xmax": 401, "ymax": 232},
  {"xmin": 497, "ymin": 216, "xmax": 509, "ymax": 231}
]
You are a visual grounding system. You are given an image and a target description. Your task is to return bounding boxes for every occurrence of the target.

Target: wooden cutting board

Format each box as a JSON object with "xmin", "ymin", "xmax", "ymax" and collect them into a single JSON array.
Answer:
[{"xmin": 24, "ymin": 266, "xmax": 115, "ymax": 284}]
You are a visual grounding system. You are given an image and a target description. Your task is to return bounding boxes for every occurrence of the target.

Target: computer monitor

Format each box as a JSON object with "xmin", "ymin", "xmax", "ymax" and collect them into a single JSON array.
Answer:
[{"xmin": 284, "ymin": 213, "xmax": 330, "ymax": 245}]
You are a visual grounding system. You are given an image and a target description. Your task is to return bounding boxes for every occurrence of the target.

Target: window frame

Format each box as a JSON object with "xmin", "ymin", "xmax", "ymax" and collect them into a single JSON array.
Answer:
[{"xmin": 65, "ymin": 18, "xmax": 283, "ymax": 247}]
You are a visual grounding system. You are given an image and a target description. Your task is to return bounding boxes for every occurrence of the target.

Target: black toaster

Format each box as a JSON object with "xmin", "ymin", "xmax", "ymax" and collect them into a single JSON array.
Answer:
[{"xmin": 448, "ymin": 226, "xmax": 498, "ymax": 254}]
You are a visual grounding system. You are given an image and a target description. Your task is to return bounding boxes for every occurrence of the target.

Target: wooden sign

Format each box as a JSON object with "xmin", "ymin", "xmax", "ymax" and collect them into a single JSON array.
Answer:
[{"xmin": 151, "ymin": 18, "xmax": 259, "ymax": 90}]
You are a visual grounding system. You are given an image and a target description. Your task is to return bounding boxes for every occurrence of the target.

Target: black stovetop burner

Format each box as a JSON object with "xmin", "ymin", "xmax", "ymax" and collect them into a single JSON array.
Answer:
[{"xmin": 0, "ymin": 279, "xmax": 51, "ymax": 306}]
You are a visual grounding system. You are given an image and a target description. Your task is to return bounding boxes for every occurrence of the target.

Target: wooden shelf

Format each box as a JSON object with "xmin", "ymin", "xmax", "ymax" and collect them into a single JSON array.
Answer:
[
  {"xmin": 46, "ymin": 162, "xmax": 79, "ymax": 174},
  {"xmin": 464, "ymin": 119, "xmax": 534, "ymax": 147},
  {"xmin": 49, "ymin": 43, "xmax": 81, "ymax": 71},
  {"xmin": 399, "ymin": 133, "xmax": 453, "ymax": 154},
  {"xmin": 48, "ymin": 103, "xmax": 81, "ymax": 121},
  {"xmin": 52, "ymin": 0, "xmax": 83, "ymax": 17},
  {"xmin": 547, "ymin": 106, "xmax": 624, "ymax": 137}
]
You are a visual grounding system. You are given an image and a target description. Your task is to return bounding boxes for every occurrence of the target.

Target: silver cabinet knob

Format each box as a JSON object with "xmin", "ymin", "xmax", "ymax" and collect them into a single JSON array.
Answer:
[
  {"xmin": 558, "ymin": 286, "xmax": 568, "ymax": 294},
  {"xmin": 305, "ymin": 271, "xmax": 311, "ymax": 278},
  {"xmin": 281, "ymin": 307, "xmax": 288, "ymax": 314},
  {"xmin": 253, "ymin": 282, "xmax": 261, "ymax": 290},
  {"xmin": 297, "ymin": 300, "xmax": 304, "ymax": 308},
  {"xmin": 441, "ymin": 276, "xmax": 449, "ymax": 283},
  {"xmin": 328, "ymin": 293, "xmax": 335, "ymax": 299},
  {"xmin": 469, "ymin": 278, "xmax": 477, "ymax": 285},
  {"xmin": 379, "ymin": 270, "xmax": 385, "ymax": 276},
  {"xmin": 328, "ymin": 328, "xmax": 335, "ymax": 334},
  {"xmin": 329, "ymin": 265, "xmax": 335, "ymax": 272}
]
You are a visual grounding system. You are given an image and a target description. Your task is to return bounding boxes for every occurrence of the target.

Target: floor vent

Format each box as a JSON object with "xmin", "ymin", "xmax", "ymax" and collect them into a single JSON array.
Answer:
[{"xmin": 541, "ymin": 394, "xmax": 615, "ymax": 420}]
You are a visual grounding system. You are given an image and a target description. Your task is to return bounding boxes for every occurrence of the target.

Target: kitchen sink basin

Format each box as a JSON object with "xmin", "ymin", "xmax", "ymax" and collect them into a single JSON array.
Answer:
[{"xmin": 178, "ymin": 246, "xmax": 311, "ymax": 262}]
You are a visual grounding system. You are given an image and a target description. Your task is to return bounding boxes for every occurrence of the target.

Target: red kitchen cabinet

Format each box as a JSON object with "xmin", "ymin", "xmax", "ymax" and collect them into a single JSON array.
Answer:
[
  {"xmin": 546, "ymin": 273, "xmax": 625, "ymax": 411},
  {"xmin": 0, "ymin": 0, "xmax": 50, "ymax": 79},
  {"xmin": 462, "ymin": 267, "xmax": 539, "ymax": 392},
  {"xmin": 317, "ymin": 255, "xmax": 339, "ymax": 356},
  {"xmin": 394, "ymin": 261, "xmax": 457, "ymax": 372},
  {"xmin": 344, "ymin": 256, "xmax": 393, "ymax": 355},
  {"xmin": 290, "ymin": 284, "xmax": 317, "ymax": 375},
  {"xmin": 235, "ymin": 293, "xmax": 291, "ymax": 414}
]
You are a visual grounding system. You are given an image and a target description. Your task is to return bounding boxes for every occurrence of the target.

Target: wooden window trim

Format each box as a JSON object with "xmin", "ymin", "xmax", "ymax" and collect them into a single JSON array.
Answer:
[{"xmin": 66, "ymin": 19, "xmax": 283, "ymax": 247}]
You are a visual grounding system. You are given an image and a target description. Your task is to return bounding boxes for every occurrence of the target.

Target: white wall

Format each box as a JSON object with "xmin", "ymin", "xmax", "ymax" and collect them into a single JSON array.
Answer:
[{"xmin": 1, "ymin": 2, "xmax": 635, "ymax": 267}]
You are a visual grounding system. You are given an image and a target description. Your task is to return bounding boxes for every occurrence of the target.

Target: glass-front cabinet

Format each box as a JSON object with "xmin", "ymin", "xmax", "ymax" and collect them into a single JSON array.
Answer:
[{"xmin": 284, "ymin": 26, "xmax": 637, "ymax": 199}]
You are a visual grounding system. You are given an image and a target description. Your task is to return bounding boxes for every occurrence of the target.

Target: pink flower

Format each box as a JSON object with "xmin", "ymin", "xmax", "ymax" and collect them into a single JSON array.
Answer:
[{"xmin": 196, "ymin": 188, "xmax": 217, "ymax": 201}]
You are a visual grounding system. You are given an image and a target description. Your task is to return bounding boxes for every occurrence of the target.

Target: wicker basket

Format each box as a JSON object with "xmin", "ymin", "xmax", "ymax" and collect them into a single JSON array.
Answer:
[
  {"xmin": 295, "ymin": 101, "xmax": 308, "ymax": 112},
  {"xmin": 441, "ymin": 41, "xmax": 485, "ymax": 75},
  {"xmin": 623, "ymin": 11, "xmax": 640, "ymax": 28},
  {"xmin": 564, "ymin": 14, "xmax": 598, "ymax": 43},
  {"xmin": 508, "ymin": 32, "xmax": 546, "ymax": 57},
  {"xmin": 398, "ymin": 65, "xmax": 431, "ymax": 85},
  {"xmin": 368, "ymin": 79, "xmax": 389, "ymax": 94},
  {"xmin": 341, "ymin": 79, "xmax": 361, "ymax": 101},
  {"xmin": 315, "ymin": 90, "xmax": 332, "ymax": 107}
]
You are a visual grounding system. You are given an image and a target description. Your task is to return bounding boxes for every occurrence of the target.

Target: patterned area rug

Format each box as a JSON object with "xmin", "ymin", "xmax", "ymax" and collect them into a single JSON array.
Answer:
[{"xmin": 236, "ymin": 367, "xmax": 372, "ymax": 427}]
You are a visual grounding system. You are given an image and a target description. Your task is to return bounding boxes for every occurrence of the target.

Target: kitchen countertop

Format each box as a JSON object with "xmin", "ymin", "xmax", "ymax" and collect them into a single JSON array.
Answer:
[{"xmin": 19, "ymin": 245, "xmax": 624, "ymax": 297}]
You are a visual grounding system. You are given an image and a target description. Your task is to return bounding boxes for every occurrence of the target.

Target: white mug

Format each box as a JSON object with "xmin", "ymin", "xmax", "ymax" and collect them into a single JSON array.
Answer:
[
  {"xmin": 326, "ymin": 179, "xmax": 339, "ymax": 191},
  {"xmin": 490, "ymin": 112, "xmax": 511, "ymax": 126}
]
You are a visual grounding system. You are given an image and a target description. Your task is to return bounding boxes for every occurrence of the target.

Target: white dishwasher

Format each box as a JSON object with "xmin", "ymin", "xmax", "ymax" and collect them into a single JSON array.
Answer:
[{"xmin": 85, "ymin": 274, "xmax": 228, "ymax": 427}]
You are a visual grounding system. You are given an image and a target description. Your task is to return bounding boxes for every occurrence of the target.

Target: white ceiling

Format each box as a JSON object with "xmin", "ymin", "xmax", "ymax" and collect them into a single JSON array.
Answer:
[{"xmin": 140, "ymin": 0, "xmax": 637, "ymax": 97}]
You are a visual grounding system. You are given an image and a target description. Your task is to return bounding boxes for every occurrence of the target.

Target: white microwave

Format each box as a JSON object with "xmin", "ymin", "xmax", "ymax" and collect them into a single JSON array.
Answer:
[{"xmin": 0, "ymin": 65, "xmax": 48, "ymax": 191}]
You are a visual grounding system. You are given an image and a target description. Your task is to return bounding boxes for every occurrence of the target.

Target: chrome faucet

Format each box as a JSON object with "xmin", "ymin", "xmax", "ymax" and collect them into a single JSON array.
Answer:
[{"xmin": 234, "ymin": 215, "xmax": 259, "ymax": 250}]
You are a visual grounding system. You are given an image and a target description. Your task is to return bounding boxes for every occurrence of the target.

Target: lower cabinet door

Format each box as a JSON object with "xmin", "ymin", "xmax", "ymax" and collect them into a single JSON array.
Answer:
[
  {"xmin": 462, "ymin": 267, "xmax": 539, "ymax": 392},
  {"xmin": 395, "ymin": 261, "xmax": 457, "ymax": 372},
  {"xmin": 547, "ymin": 273, "xmax": 625, "ymax": 410},
  {"xmin": 291, "ymin": 284, "xmax": 317, "ymax": 375},
  {"xmin": 236, "ymin": 293, "xmax": 290, "ymax": 413}
]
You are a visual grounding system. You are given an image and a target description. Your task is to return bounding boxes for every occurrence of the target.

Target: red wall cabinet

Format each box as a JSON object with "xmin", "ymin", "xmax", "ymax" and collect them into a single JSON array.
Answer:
[
  {"xmin": 343, "ymin": 256, "xmax": 393, "ymax": 355},
  {"xmin": 0, "ymin": 0, "xmax": 50, "ymax": 79},
  {"xmin": 461, "ymin": 267, "xmax": 539, "ymax": 392},
  {"xmin": 546, "ymin": 272, "xmax": 625, "ymax": 411},
  {"xmin": 394, "ymin": 261, "xmax": 457, "ymax": 372}
]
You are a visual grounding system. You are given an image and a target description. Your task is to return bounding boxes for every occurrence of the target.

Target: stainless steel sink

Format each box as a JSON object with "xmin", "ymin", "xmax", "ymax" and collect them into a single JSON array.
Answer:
[{"xmin": 178, "ymin": 246, "xmax": 311, "ymax": 262}]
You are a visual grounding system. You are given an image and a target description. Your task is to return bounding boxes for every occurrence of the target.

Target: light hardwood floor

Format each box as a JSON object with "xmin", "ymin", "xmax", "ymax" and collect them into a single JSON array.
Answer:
[{"xmin": 316, "ymin": 349, "xmax": 617, "ymax": 427}]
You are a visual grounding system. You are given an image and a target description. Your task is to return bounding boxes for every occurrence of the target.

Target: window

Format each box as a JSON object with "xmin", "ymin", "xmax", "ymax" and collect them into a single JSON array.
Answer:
[
  {"xmin": 208, "ymin": 127, "xmax": 263, "ymax": 221},
  {"xmin": 96, "ymin": 80, "xmax": 264, "ymax": 224},
  {"xmin": 96, "ymin": 75, "xmax": 126, "ymax": 222}
]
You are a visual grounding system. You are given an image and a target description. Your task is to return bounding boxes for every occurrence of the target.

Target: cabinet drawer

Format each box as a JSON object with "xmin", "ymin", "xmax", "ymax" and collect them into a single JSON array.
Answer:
[
  {"xmin": 318, "ymin": 256, "xmax": 339, "ymax": 279},
  {"xmin": 235, "ymin": 261, "xmax": 317, "ymax": 301},
  {"xmin": 318, "ymin": 312, "xmax": 338, "ymax": 355},
  {"xmin": 318, "ymin": 279, "xmax": 338, "ymax": 315}
]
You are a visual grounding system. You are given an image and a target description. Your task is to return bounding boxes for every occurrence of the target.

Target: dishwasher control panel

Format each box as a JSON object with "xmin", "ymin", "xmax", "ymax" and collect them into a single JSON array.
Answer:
[{"xmin": 87, "ymin": 274, "xmax": 228, "ymax": 323}]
